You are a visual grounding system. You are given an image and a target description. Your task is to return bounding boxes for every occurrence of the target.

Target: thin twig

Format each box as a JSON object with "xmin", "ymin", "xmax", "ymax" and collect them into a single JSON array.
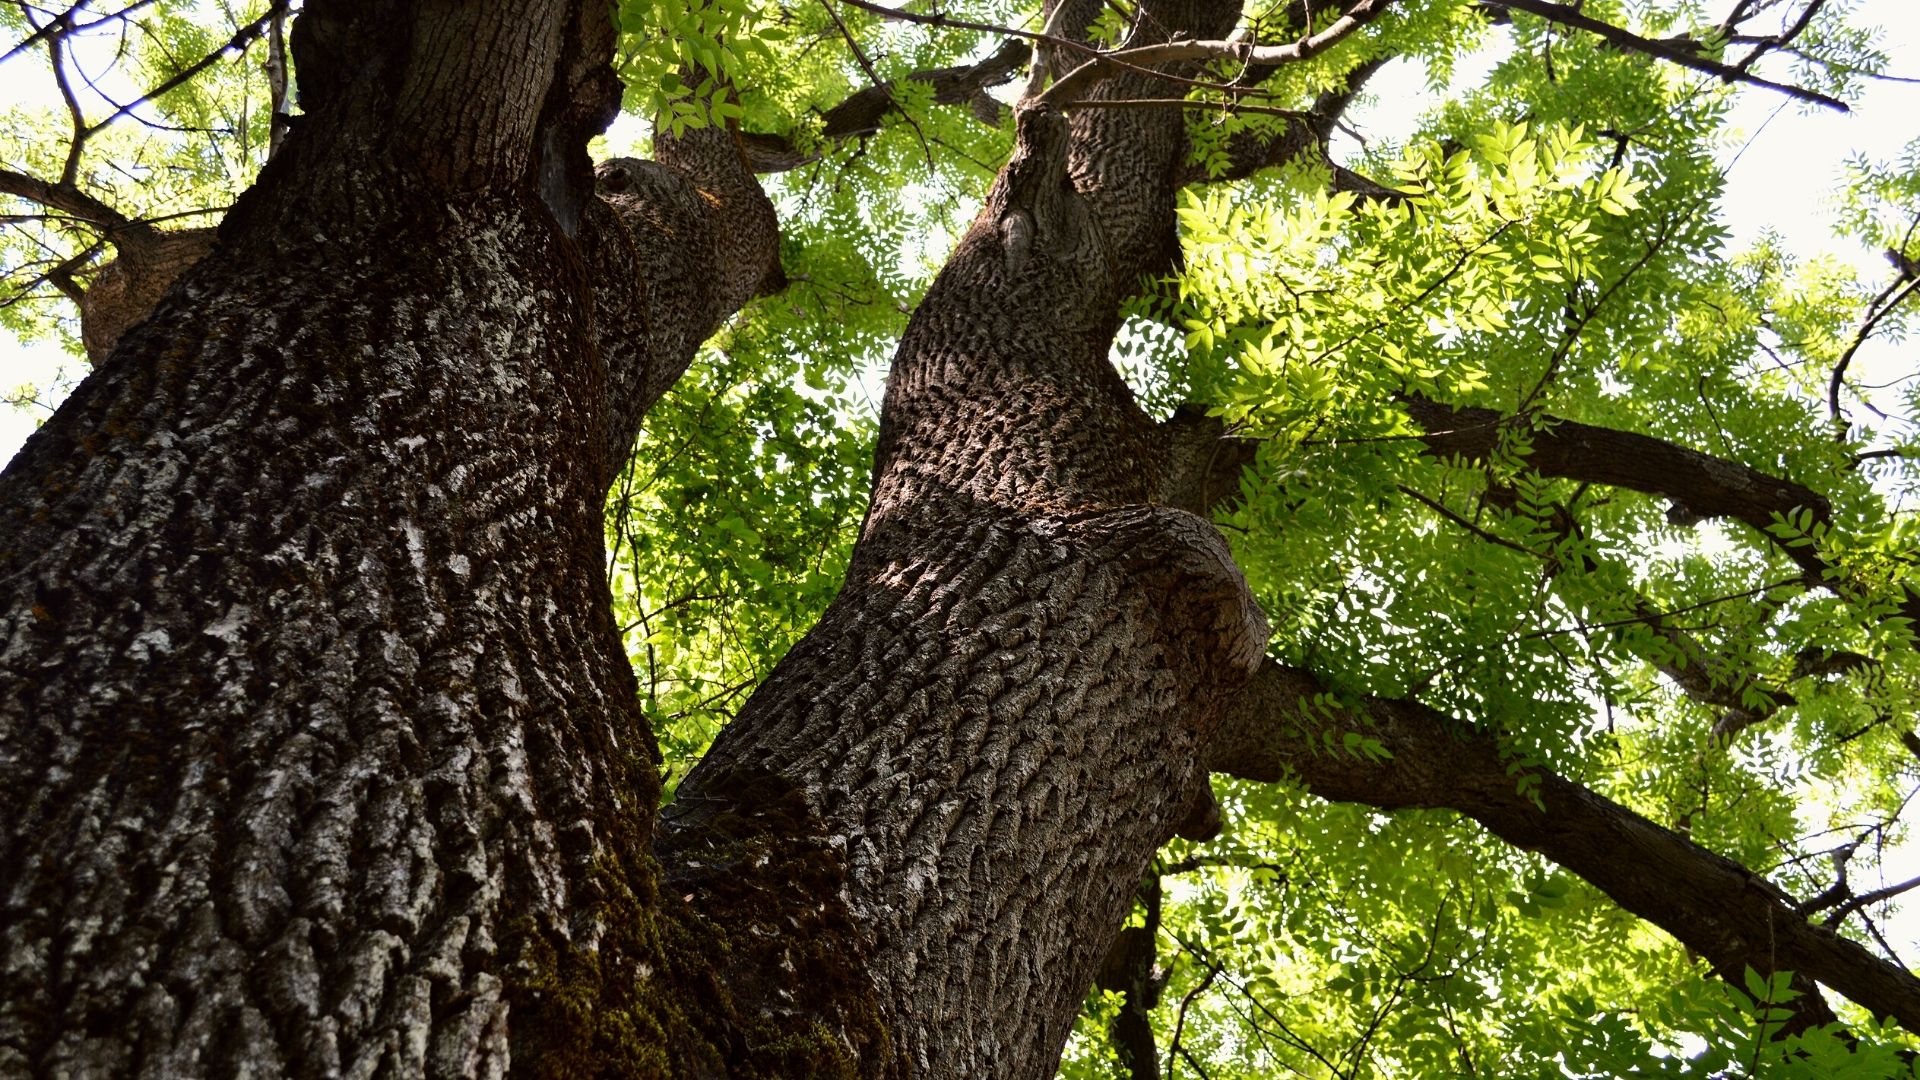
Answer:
[
  {"xmin": 1732, "ymin": 0, "xmax": 1826, "ymax": 74},
  {"xmin": 1167, "ymin": 965, "xmax": 1221, "ymax": 1080},
  {"xmin": 1826, "ymin": 873, "xmax": 1920, "ymax": 929},
  {"xmin": 1399, "ymin": 484, "xmax": 1538, "ymax": 556},
  {"xmin": 1040, "ymin": 0, "xmax": 1394, "ymax": 105},
  {"xmin": 1517, "ymin": 219, "xmax": 1676, "ymax": 412},
  {"xmin": 818, "ymin": 0, "xmax": 935, "ymax": 170},
  {"xmin": 1489, "ymin": 0, "xmax": 1848, "ymax": 110},
  {"xmin": 80, "ymin": 0, "xmax": 284, "ymax": 140},
  {"xmin": 1828, "ymin": 270, "xmax": 1920, "ymax": 436}
]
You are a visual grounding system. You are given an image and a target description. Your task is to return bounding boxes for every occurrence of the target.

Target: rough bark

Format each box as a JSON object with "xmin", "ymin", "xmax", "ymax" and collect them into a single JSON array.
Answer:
[
  {"xmin": 0, "ymin": 2, "xmax": 798, "ymax": 1075},
  {"xmin": 77, "ymin": 228, "xmax": 220, "ymax": 363},
  {"xmin": 665, "ymin": 3, "xmax": 1264, "ymax": 1075}
]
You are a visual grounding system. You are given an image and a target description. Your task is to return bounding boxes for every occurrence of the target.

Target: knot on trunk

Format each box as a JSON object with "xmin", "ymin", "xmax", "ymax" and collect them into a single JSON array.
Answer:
[
  {"xmin": 984, "ymin": 103, "xmax": 1097, "ymax": 287},
  {"xmin": 1060, "ymin": 504, "xmax": 1270, "ymax": 695},
  {"xmin": 79, "ymin": 228, "xmax": 219, "ymax": 362}
]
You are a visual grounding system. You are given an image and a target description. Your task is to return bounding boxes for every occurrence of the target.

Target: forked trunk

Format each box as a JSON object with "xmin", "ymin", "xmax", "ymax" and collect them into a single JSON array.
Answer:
[{"xmin": 1, "ymin": 0, "xmax": 1256, "ymax": 1074}]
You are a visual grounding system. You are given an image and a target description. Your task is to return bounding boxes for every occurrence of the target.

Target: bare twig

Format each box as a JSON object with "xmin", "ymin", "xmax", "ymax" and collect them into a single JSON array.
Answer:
[
  {"xmin": 1517, "ymin": 219, "xmax": 1677, "ymax": 412},
  {"xmin": 1488, "ymin": 0, "xmax": 1848, "ymax": 110},
  {"xmin": 1167, "ymin": 964, "xmax": 1220, "ymax": 1079},
  {"xmin": 43, "ymin": 22, "xmax": 88, "ymax": 184},
  {"xmin": 1829, "ymin": 271, "xmax": 1920, "ymax": 436},
  {"xmin": 1040, "ymin": 0, "xmax": 1395, "ymax": 105},
  {"xmin": 80, "ymin": 0, "xmax": 285, "ymax": 141},
  {"xmin": 1399, "ymin": 483, "xmax": 1538, "ymax": 556},
  {"xmin": 1827, "ymin": 873, "xmax": 1920, "ymax": 930},
  {"xmin": 1731, "ymin": 0, "xmax": 1827, "ymax": 74}
]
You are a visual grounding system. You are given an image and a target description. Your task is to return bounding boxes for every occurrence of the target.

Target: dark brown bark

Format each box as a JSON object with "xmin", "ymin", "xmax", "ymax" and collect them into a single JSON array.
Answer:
[
  {"xmin": 1403, "ymin": 395, "xmax": 1834, "ymax": 540},
  {"xmin": 0, "ymin": 2, "xmax": 797, "ymax": 1075}
]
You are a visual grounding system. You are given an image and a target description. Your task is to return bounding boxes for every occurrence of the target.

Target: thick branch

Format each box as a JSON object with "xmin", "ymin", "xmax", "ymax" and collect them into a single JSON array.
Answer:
[
  {"xmin": 1209, "ymin": 659, "xmax": 1920, "ymax": 1032},
  {"xmin": 583, "ymin": 102, "xmax": 784, "ymax": 472},
  {"xmin": 1157, "ymin": 406, "xmax": 1259, "ymax": 515},
  {"xmin": 1402, "ymin": 394, "xmax": 1920, "ymax": 639},
  {"xmin": 1170, "ymin": 57, "xmax": 1394, "ymax": 187},
  {"xmin": 1097, "ymin": 877, "xmax": 1165, "ymax": 1080},
  {"xmin": 0, "ymin": 167, "xmax": 148, "ymax": 239},
  {"xmin": 1402, "ymin": 395, "xmax": 1831, "ymax": 565}
]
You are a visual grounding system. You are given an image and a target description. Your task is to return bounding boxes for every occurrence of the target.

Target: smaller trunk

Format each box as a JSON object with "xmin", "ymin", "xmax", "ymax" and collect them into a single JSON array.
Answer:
[{"xmin": 667, "ymin": 105, "xmax": 1266, "ymax": 1079}]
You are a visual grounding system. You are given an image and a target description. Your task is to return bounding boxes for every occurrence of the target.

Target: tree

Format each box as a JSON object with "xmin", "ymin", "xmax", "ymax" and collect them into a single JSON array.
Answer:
[{"xmin": 2, "ymin": 0, "xmax": 1919, "ymax": 1076}]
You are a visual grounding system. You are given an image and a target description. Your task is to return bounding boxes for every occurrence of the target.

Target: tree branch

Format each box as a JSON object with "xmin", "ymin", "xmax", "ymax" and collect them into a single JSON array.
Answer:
[
  {"xmin": 1156, "ymin": 405, "xmax": 1259, "ymax": 515},
  {"xmin": 78, "ymin": 0, "xmax": 286, "ymax": 141},
  {"xmin": 1464, "ymin": 481, "xmax": 1797, "ymax": 742},
  {"xmin": 739, "ymin": 38, "xmax": 1032, "ymax": 172},
  {"xmin": 1170, "ymin": 56, "xmax": 1397, "ymax": 188},
  {"xmin": 1486, "ymin": 0, "xmax": 1848, "ymax": 111},
  {"xmin": 1038, "ymin": 0, "xmax": 1396, "ymax": 107},
  {"xmin": 1400, "ymin": 395, "xmax": 1833, "ymax": 567},
  {"xmin": 1829, "ymin": 269, "xmax": 1920, "ymax": 435},
  {"xmin": 1097, "ymin": 876, "xmax": 1166, "ymax": 1080},
  {"xmin": 1208, "ymin": 659, "xmax": 1920, "ymax": 1032},
  {"xmin": 1729, "ymin": 0, "xmax": 1828, "ymax": 75},
  {"xmin": 1, "ymin": 0, "xmax": 163, "ymax": 66},
  {"xmin": 0, "ymin": 167, "xmax": 143, "ymax": 237},
  {"xmin": 1400, "ymin": 394, "xmax": 1920, "ymax": 639}
]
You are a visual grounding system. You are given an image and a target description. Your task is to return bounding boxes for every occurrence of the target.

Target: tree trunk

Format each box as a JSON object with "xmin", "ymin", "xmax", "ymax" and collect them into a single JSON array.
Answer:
[
  {"xmin": 665, "ymin": 3, "xmax": 1260, "ymax": 1075},
  {"xmin": 0, "ymin": 1, "xmax": 803, "ymax": 1074},
  {"xmin": 9, "ymin": 0, "xmax": 1899, "ymax": 1073}
]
